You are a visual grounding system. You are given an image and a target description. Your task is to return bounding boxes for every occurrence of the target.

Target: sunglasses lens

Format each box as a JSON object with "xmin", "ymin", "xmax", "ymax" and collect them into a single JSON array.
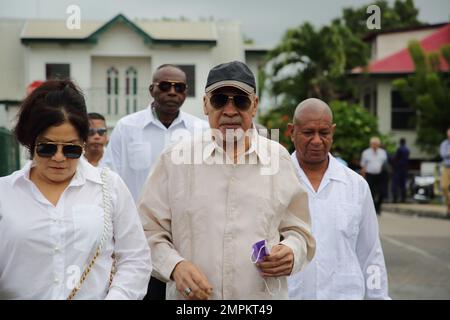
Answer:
[
  {"xmin": 89, "ymin": 128, "xmax": 107, "ymax": 136},
  {"xmin": 210, "ymin": 94, "xmax": 229, "ymax": 109},
  {"xmin": 158, "ymin": 82, "xmax": 172, "ymax": 92},
  {"xmin": 36, "ymin": 143, "xmax": 57, "ymax": 158},
  {"xmin": 210, "ymin": 94, "xmax": 251, "ymax": 110},
  {"xmin": 234, "ymin": 95, "xmax": 251, "ymax": 110},
  {"xmin": 174, "ymin": 83, "xmax": 187, "ymax": 93},
  {"xmin": 63, "ymin": 145, "xmax": 83, "ymax": 159},
  {"xmin": 157, "ymin": 82, "xmax": 186, "ymax": 93}
]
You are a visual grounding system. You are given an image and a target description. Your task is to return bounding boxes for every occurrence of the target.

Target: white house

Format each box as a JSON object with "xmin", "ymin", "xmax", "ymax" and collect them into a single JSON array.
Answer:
[
  {"xmin": 351, "ymin": 23, "xmax": 450, "ymax": 160},
  {"xmin": 0, "ymin": 13, "xmax": 268, "ymax": 132}
]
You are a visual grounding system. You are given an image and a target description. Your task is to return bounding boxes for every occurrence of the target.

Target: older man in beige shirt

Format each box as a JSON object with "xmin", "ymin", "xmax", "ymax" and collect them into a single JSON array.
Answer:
[{"xmin": 138, "ymin": 61, "xmax": 315, "ymax": 300}]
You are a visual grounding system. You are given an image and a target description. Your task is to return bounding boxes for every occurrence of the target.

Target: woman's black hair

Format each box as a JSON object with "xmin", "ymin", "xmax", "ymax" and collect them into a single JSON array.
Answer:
[{"xmin": 13, "ymin": 79, "xmax": 89, "ymax": 159}]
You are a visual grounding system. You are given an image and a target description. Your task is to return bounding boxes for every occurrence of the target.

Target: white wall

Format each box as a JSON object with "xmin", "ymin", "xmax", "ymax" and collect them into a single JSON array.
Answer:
[
  {"xmin": 211, "ymin": 22, "xmax": 245, "ymax": 65},
  {"xmin": 0, "ymin": 104, "xmax": 20, "ymax": 131},
  {"xmin": 89, "ymin": 56, "xmax": 152, "ymax": 125},
  {"xmin": 26, "ymin": 43, "xmax": 92, "ymax": 89},
  {"xmin": 376, "ymin": 80, "xmax": 392, "ymax": 134},
  {"xmin": 372, "ymin": 28, "xmax": 437, "ymax": 61},
  {"xmin": 0, "ymin": 20, "xmax": 26, "ymax": 101},
  {"xmin": 91, "ymin": 22, "xmax": 152, "ymax": 57},
  {"xmin": 0, "ymin": 104, "xmax": 7, "ymax": 128},
  {"xmin": 375, "ymin": 80, "xmax": 431, "ymax": 159}
]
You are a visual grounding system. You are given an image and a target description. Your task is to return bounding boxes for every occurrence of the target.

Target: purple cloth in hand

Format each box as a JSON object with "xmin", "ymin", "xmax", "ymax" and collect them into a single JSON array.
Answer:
[{"xmin": 252, "ymin": 240, "xmax": 269, "ymax": 263}]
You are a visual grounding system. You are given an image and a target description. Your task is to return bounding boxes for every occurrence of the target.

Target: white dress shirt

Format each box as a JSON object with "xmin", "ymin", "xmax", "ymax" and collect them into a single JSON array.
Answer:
[
  {"xmin": 0, "ymin": 157, "xmax": 152, "ymax": 300},
  {"xmin": 288, "ymin": 153, "xmax": 390, "ymax": 300},
  {"xmin": 102, "ymin": 105, "xmax": 209, "ymax": 203},
  {"xmin": 360, "ymin": 148, "xmax": 388, "ymax": 175}
]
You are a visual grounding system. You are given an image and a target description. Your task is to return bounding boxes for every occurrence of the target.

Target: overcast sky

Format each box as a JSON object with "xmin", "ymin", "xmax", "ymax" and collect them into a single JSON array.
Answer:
[{"xmin": 1, "ymin": 0, "xmax": 449, "ymax": 46}]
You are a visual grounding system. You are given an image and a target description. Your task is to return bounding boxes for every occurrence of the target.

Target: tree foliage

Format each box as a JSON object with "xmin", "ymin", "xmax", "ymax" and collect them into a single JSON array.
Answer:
[
  {"xmin": 341, "ymin": 0, "xmax": 421, "ymax": 38},
  {"xmin": 259, "ymin": 0, "xmax": 422, "ymax": 162},
  {"xmin": 329, "ymin": 101, "xmax": 395, "ymax": 165}
]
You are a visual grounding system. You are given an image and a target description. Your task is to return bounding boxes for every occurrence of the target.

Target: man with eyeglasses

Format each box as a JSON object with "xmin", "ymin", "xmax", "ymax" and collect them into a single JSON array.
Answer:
[
  {"xmin": 84, "ymin": 112, "xmax": 108, "ymax": 167},
  {"xmin": 102, "ymin": 64, "xmax": 208, "ymax": 300},
  {"xmin": 138, "ymin": 61, "xmax": 315, "ymax": 300}
]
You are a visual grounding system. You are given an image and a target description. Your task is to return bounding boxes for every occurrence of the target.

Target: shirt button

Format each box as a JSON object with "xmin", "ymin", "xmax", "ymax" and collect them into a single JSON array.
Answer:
[
  {"xmin": 54, "ymin": 247, "xmax": 60, "ymax": 252},
  {"xmin": 54, "ymin": 277, "xmax": 60, "ymax": 283}
]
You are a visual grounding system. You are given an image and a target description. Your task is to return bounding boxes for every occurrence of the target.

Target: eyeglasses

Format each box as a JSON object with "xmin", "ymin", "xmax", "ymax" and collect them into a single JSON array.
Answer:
[
  {"xmin": 35, "ymin": 142, "xmax": 84, "ymax": 159},
  {"xmin": 209, "ymin": 93, "xmax": 252, "ymax": 111},
  {"xmin": 154, "ymin": 81, "xmax": 187, "ymax": 93},
  {"xmin": 88, "ymin": 128, "xmax": 107, "ymax": 136}
]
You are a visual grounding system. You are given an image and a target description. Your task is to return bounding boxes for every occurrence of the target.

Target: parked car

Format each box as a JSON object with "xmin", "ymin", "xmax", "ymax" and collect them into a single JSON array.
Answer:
[{"xmin": 412, "ymin": 162, "xmax": 441, "ymax": 203}]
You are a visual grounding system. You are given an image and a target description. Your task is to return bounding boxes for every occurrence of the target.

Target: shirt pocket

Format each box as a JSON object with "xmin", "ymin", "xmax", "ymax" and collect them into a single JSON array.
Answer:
[
  {"xmin": 127, "ymin": 142, "xmax": 152, "ymax": 171},
  {"xmin": 332, "ymin": 272, "xmax": 365, "ymax": 299},
  {"xmin": 72, "ymin": 204, "xmax": 104, "ymax": 253},
  {"xmin": 336, "ymin": 203, "xmax": 361, "ymax": 240}
]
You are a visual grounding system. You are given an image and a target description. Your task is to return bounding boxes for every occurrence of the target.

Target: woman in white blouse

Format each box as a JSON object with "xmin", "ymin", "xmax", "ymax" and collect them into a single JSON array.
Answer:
[{"xmin": 0, "ymin": 80, "xmax": 152, "ymax": 300}]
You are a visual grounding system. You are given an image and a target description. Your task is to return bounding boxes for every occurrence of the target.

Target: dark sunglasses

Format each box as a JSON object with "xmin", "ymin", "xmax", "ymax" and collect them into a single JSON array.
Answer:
[
  {"xmin": 35, "ymin": 142, "xmax": 84, "ymax": 159},
  {"xmin": 88, "ymin": 128, "xmax": 107, "ymax": 136},
  {"xmin": 154, "ymin": 81, "xmax": 187, "ymax": 93},
  {"xmin": 209, "ymin": 93, "xmax": 252, "ymax": 111}
]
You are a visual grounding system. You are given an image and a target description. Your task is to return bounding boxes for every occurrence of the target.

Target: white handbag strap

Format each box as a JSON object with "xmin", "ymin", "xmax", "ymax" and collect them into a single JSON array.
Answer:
[{"xmin": 67, "ymin": 167, "xmax": 112, "ymax": 300}]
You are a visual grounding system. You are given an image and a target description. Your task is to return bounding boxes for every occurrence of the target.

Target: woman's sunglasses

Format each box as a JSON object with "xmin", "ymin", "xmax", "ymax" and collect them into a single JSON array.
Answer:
[
  {"xmin": 154, "ymin": 81, "xmax": 187, "ymax": 93},
  {"xmin": 35, "ymin": 142, "xmax": 84, "ymax": 159},
  {"xmin": 209, "ymin": 93, "xmax": 252, "ymax": 111},
  {"xmin": 88, "ymin": 128, "xmax": 107, "ymax": 136}
]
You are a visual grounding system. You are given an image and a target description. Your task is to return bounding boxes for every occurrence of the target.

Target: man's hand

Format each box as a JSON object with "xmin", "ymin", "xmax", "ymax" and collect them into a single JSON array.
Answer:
[
  {"xmin": 257, "ymin": 244, "xmax": 294, "ymax": 277},
  {"xmin": 171, "ymin": 260, "xmax": 213, "ymax": 300}
]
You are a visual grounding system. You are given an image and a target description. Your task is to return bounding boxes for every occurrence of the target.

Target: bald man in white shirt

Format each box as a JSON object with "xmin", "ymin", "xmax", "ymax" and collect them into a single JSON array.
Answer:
[{"xmin": 287, "ymin": 98, "xmax": 390, "ymax": 300}]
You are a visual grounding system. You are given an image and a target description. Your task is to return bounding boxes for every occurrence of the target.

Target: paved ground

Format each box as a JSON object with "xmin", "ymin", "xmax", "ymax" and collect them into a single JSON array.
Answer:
[
  {"xmin": 383, "ymin": 203, "xmax": 449, "ymax": 219},
  {"xmin": 379, "ymin": 211, "xmax": 450, "ymax": 300}
]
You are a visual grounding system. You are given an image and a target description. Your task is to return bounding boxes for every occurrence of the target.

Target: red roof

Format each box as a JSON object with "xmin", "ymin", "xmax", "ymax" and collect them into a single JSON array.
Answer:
[{"xmin": 352, "ymin": 24, "xmax": 450, "ymax": 74}]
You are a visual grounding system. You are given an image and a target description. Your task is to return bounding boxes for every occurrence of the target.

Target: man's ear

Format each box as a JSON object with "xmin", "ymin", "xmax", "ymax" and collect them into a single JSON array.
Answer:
[
  {"xmin": 149, "ymin": 84, "xmax": 154, "ymax": 98},
  {"xmin": 287, "ymin": 123, "xmax": 294, "ymax": 143},
  {"xmin": 251, "ymin": 95, "xmax": 259, "ymax": 117},
  {"xmin": 203, "ymin": 95, "xmax": 209, "ymax": 115}
]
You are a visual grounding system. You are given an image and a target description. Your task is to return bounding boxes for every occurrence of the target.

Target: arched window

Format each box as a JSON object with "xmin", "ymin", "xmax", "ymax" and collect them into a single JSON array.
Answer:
[
  {"xmin": 125, "ymin": 67, "xmax": 137, "ymax": 114},
  {"xmin": 107, "ymin": 67, "xmax": 119, "ymax": 115}
]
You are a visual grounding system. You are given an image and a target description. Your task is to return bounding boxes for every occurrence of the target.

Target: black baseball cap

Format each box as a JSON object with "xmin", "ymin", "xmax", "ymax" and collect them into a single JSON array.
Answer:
[{"xmin": 205, "ymin": 61, "xmax": 256, "ymax": 95}]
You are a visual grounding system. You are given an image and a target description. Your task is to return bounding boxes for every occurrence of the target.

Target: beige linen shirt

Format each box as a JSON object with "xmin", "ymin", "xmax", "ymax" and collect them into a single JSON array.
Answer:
[{"xmin": 138, "ymin": 132, "xmax": 315, "ymax": 299}]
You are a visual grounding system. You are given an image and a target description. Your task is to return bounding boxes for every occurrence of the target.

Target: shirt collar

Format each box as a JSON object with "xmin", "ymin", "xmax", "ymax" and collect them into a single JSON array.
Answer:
[
  {"xmin": 10, "ymin": 160, "xmax": 33, "ymax": 186},
  {"xmin": 291, "ymin": 151, "xmax": 348, "ymax": 185},
  {"xmin": 76, "ymin": 156, "xmax": 103, "ymax": 185},
  {"xmin": 202, "ymin": 128, "xmax": 271, "ymax": 165},
  {"xmin": 146, "ymin": 102, "xmax": 189, "ymax": 130}
]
